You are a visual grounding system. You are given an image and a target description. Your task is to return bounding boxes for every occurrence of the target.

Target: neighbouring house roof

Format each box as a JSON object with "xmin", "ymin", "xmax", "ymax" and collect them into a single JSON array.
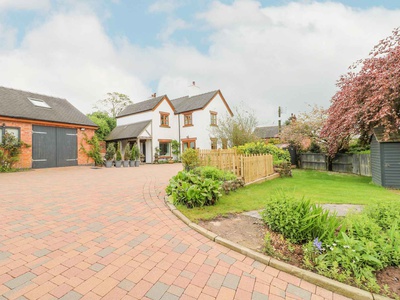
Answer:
[
  {"xmin": 105, "ymin": 120, "xmax": 151, "ymax": 141},
  {"xmin": 254, "ymin": 126, "xmax": 281, "ymax": 139},
  {"xmin": 117, "ymin": 95, "xmax": 168, "ymax": 118},
  {"xmin": 0, "ymin": 86, "xmax": 96, "ymax": 127},
  {"xmin": 373, "ymin": 126, "xmax": 400, "ymax": 143},
  {"xmin": 171, "ymin": 90, "xmax": 233, "ymax": 116}
]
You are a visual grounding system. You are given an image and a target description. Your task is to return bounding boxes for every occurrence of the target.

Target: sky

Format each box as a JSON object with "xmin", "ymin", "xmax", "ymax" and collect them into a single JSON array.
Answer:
[{"xmin": 0, "ymin": 0, "xmax": 400, "ymax": 126}]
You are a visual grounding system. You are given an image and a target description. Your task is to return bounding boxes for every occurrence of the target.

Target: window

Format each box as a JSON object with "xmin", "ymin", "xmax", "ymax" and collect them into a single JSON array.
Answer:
[
  {"xmin": 210, "ymin": 111, "xmax": 218, "ymax": 126},
  {"xmin": 159, "ymin": 141, "xmax": 171, "ymax": 156},
  {"xmin": 221, "ymin": 138, "xmax": 228, "ymax": 149},
  {"xmin": 160, "ymin": 112, "xmax": 170, "ymax": 127},
  {"xmin": 211, "ymin": 138, "xmax": 218, "ymax": 150},
  {"xmin": 28, "ymin": 97, "xmax": 51, "ymax": 108},
  {"xmin": 182, "ymin": 139, "xmax": 196, "ymax": 151},
  {"xmin": 0, "ymin": 126, "xmax": 20, "ymax": 143},
  {"xmin": 183, "ymin": 113, "xmax": 193, "ymax": 126}
]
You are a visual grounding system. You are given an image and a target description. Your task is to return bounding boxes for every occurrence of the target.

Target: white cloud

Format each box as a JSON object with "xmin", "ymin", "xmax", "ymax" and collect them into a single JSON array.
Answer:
[
  {"xmin": 0, "ymin": 0, "xmax": 50, "ymax": 11},
  {"xmin": 142, "ymin": 0, "xmax": 400, "ymax": 125},
  {"xmin": 158, "ymin": 18, "xmax": 189, "ymax": 41},
  {"xmin": 149, "ymin": 0, "xmax": 186, "ymax": 14},
  {"xmin": 0, "ymin": 10, "xmax": 150, "ymax": 113}
]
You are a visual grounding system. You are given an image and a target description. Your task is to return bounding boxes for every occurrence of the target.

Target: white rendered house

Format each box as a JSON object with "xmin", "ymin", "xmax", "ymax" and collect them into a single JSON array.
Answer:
[{"xmin": 106, "ymin": 90, "xmax": 233, "ymax": 163}]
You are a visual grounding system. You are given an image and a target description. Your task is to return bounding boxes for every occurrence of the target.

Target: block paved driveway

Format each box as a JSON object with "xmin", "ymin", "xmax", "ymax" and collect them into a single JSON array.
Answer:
[{"xmin": 0, "ymin": 165, "xmax": 350, "ymax": 300}]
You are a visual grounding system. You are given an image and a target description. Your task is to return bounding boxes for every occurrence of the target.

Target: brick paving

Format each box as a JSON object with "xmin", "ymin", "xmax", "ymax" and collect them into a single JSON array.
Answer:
[{"xmin": 0, "ymin": 165, "xmax": 352, "ymax": 300}]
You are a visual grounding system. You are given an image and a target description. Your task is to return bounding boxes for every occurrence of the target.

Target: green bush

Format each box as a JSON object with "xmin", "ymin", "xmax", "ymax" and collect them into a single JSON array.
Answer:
[
  {"xmin": 105, "ymin": 143, "xmax": 115, "ymax": 161},
  {"xmin": 261, "ymin": 194, "xmax": 343, "ymax": 244},
  {"xmin": 236, "ymin": 142, "xmax": 290, "ymax": 165},
  {"xmin": 192, "ymin": 166, "xmax": 237, "ymax": 181},
  {"xmin": 80, "ymin": 134, "xmax": 103, "ymax": 166},
  {"xmin": 166, "ymin": 171, "xmax": 222, "ymax": 208},
  {"xmin": 0, "ymin": 132, "xmax": 28, "ymax": 172},
  {"xmin": 181, "ymin": 148, "xmax": 199, "ymax": 171},
  {"xmin": 304, "ymin": 204, "xmax": 400, "ymax": 293}
]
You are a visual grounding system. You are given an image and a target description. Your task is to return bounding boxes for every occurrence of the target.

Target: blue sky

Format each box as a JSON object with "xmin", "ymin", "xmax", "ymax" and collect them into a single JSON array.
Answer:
[{"xmin": 1, "ymin": 0, "xmax": 400, "ymax": 124}]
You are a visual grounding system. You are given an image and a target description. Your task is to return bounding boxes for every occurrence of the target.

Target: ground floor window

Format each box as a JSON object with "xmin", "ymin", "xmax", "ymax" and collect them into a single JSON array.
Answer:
[
  {"xmin": 182, "ymin": 139, "xmax": 196, "ymax": 152},
  {"xmin": 221, "ymin": 138, "xmax": 228, "ymax": 149},
  {"xmin": 159, "ymin": 142, "xmax": 171, "ymax": 156},
  {"xmin": 0, "ymin": 126, "xmax": 20, "ymax": 143},
  {"xmin": 211, "ymin": 138, "xmax": 218, "ymax": 150}
]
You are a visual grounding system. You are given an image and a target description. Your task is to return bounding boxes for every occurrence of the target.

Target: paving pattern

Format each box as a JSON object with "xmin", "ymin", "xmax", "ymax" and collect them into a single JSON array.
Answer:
[{"xmin": 0, "ymin": 165, "xmax": 352, "ymax": 300}]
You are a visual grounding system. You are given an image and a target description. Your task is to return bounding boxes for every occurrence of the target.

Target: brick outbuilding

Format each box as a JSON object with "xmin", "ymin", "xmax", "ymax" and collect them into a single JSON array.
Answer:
[{"xmin": 0, "ymin": 86, "xmax": 97, "ymax": 169}]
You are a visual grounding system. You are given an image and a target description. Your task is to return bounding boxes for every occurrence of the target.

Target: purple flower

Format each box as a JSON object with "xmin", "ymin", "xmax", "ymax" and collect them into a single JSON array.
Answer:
[{"xmin": 313, "ymin": 237, "xmax": 322, "ymax": 252}]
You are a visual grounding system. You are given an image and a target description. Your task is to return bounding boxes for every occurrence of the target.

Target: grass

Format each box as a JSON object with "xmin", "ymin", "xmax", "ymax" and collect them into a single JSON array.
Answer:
[{"xmin": 177, "ymin": 169, "xmax": 400, "ymax": 222}]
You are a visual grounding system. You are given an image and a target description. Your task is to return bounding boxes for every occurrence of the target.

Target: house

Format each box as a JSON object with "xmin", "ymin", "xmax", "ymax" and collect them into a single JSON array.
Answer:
[
  {"xmin": 105, "ymin": 90, "xmax": 233, "ymax": 163},
  {"xmin": 0, "ymin": 86, "xmax": 97, "ymax": 169},
  {"xmin": 371, "ymin": 127, "xmax": 400, "ymax": 188},
  {"xmin": 254, "ymin": 126, "xmax": 281, "ymax": 140}
]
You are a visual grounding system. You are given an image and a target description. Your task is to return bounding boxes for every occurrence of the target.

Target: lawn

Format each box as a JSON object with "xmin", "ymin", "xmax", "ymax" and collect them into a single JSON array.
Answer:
[{"xmin": 177, "ymin": 169, "xmax": 400, "ymax": 222}]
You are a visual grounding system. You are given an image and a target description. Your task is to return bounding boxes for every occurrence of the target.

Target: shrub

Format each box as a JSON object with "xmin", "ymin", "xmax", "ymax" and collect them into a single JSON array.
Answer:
[
  {"xmin": 80, "ymin": 133, "xmax": 103, "ymax": 166},
  {"xmin": 116, "ymin": 146, "xmax": 122, "ymax": 161},
  {"xmin": 181, "ymin": 148, "xmax": 199, "ymax": 171},
  {"xmin": 261, "ymin": 194, "xmax": 343, "ymax": 244},
  {"xmin": 105, "ymin": 143, "xmax": 115, "ymax": 161},
  {"xmin": 192, "ymin": 166, "xmax": 236, "ymax": 181},
  {"xmin": 130, "ymin": 144, "xmax": 139, "ymax": 160},
  {"xmin": 123, "ymin": 144, "xmax": 131, "ymax": 161},
  {"xmin": 363, "ymin": 202, "xmax": 400, "ymax": 231},
  {"xmin": 236, "ymin": 142, "xmax": 290, "ymax": 165},
  {"xmin": 0, "ymin": 132, "xmax": 29, "ymax": 172},
  {"xmin": 166, "ymin": 171, "xmax": 222, "ymax": 208}
]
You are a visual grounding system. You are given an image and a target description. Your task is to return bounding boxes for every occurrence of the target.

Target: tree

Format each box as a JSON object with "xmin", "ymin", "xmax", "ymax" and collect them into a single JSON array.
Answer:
[
  {"xmin": 321, "ymin": 27, "xmax": 400, "ymax": 156},
  {"xmin": 212, "ymin": 106, "xmax": 259, "ymax": 147},
  {"xmin": 87, "ymin": 111, "xmax": 116, "ymax": 141},
  {"xmin": 280, "ymin": 105, "xmax": 327, "ymax": 152},
  {"xmin": 94, "ymin": 92, "xmax": 133, "ymax": 118}
]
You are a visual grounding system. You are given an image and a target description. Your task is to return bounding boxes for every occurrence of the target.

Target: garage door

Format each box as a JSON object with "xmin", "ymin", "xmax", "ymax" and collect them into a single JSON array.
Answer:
[{"xmin": 32, "ymin": 125, "xmax": 78, "ymax": 168}]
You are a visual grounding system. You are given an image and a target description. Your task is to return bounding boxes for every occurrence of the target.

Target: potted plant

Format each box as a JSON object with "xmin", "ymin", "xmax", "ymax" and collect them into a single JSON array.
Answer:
[
  {"xmin": 154, "ymin": 147, "xmax": 160, "ymax": 164},
  {"xmin": 115, "ymin": 144, "xmax": 122, "ymax": 167},
  {"xmin": 123, "ymin": 144, "xmax": 131, "ymax": 167},
  {"xmin": 130, "ymin": 143, "xmax": 140, "ymax": 167},
  {"xmin": 104, "ymin": 143, "xmax": 115, "ymax": 168}
]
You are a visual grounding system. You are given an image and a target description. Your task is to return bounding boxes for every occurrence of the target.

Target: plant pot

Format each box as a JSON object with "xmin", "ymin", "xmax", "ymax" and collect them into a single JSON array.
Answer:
[
  {"xmin": 115, "ymin": 160, "xmax": 122, "ymax": 168},
  {"xmin": 168, "ymin": 160, "xmax": 174, "ymax": 164},
  {"xmin": 105, "ymin": 160, "xmax": 113, "ymax": 168},
  {"xmin": 123, "ymin": 160, "xmax": 129, "ymax": 167},
  {"xmin": 129, "ymin": 160, "xmax": 135, "ymax": 167},
  {"xmin": 135, "ymin": 160, "xmax": 140, "ymax": 167}
]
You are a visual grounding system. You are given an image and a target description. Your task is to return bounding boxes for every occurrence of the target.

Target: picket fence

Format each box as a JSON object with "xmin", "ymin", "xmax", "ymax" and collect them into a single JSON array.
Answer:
[{"xmin": 198, "ymin": 149, "xmax": 274, "ymax": 184}]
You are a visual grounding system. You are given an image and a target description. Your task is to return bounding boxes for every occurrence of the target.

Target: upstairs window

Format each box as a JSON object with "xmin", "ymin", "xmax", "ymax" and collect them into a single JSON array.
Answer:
[
  {"xmin": 184, "ymin": 113, "xmax": 193, "ymax": 126},
  {"xmin": 28, "ymin": 97, "xmax": 51, "ymax": 108},
  {"xmin": 210, "ymin": 111, "xmax": 218, "ymax": 126},
  {"xmin": 160, "ymin": 112, "xmax": 170, "ymax": 127}
]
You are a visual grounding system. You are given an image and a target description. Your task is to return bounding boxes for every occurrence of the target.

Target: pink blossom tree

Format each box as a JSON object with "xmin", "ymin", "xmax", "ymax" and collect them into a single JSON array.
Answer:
[{"xmin": 321, "ymin": 28, "xmax": 400, "ymax": 156}]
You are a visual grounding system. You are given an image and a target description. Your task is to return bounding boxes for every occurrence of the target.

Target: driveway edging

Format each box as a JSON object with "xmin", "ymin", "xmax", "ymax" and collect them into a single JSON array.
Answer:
[{"xmin": 164, "ymin": 197, "xmax": 391, "ymax": 300}]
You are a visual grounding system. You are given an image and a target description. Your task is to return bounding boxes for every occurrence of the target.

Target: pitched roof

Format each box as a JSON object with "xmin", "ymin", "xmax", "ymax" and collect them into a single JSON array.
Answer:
[
  {"xmin": 171, "ymin": 90, "xmax": 220, "ymax": 113},
  {"xmin": 373, "ymin": 126, "xmax": 400, "ymax": 143},
  {"xmin": 0, "ymin": 86, "xmax": 96, "ymax": 127},
  {"xmin": 105, "ymin": 120, "xmax": 151, "ymax": 141},
  {"xmin": 254, "ymin": 126, "xmax": 281, "ymax": 139},
  {"xmin": 117, "ymin": 95, "xmax": 167, "ymax": 118}
]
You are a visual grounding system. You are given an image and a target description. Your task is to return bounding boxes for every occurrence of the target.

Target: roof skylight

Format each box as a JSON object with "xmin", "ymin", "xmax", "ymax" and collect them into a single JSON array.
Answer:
[{"xmin": 28, "ymin": 97, "xmax": 51, "ymax": 108}]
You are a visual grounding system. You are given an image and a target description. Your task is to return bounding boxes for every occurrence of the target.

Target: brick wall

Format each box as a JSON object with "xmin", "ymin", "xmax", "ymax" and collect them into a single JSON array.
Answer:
[{"xmin": 0, "ymin": 118, "xmax": 96, "ymax": 169}]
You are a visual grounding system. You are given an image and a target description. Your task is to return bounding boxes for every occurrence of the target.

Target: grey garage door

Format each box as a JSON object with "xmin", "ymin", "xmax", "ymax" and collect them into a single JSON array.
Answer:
[{"xmin": 32, "ymin": 125, "xmax": 78, "ymax": 168}]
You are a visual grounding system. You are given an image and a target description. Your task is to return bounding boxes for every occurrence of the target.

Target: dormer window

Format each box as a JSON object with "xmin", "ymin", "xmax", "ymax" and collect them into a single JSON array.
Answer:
[{"xmin": 28, "ymin": 97, "xmax": 51, "ymax": 108}]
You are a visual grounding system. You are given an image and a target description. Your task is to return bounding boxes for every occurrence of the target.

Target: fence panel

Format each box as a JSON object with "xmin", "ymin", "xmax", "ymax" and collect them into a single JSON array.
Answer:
[
  {"xmin": 332, "ymin": 154, "xmax": 353, "ymax": 173},
  {"xmin": 299, "ymin": 153, "xmax": 327, "ymax": 170},
  {"xmin": 198, "ymin": 150, "xmax": 274, "ymax": 183}
]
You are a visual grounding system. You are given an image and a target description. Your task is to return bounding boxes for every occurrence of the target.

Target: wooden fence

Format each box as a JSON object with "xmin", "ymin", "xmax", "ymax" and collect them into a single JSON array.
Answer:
[
  {"xmin": 299, "ymin": 153, "xmax": 371, "ymax": 176},
  {"xmin": 198, "ymin": 149, "xmax": 274, "ymax": 184}
]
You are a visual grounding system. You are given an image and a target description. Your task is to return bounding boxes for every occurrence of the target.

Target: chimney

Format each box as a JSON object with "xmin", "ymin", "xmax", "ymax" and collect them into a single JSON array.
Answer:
[
  {"xmin": 188, "ymin": 80, "xmax": 200, "ymax": 97},
  {"xmin": 192, "ymin": 81, "xmax": 195, "ymax": 86},
  {"xmin": 151, "ymin": 93, "xmax": 157, "ymax": 98}
]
